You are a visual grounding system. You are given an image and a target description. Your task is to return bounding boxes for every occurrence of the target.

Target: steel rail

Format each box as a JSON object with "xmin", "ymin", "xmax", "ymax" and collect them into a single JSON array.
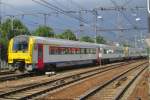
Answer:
[
  {"xmin": 0, "ymin": 61, "xmax": 134, "ymax": 99},
  {"xmin": 79, "ymin": 62, "xmax": 148, "ymax": 100}
]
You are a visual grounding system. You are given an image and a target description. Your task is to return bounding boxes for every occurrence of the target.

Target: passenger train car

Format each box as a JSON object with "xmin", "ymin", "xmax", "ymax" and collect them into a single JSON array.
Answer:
[{"xmin": 8, "ymin": 35, "xmax": 148, "ymax": 72}]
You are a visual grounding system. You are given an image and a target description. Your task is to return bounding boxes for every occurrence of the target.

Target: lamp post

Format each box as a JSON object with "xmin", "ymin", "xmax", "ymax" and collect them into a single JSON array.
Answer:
[{"xmin": 95, "ymin": 15, "xmax": 103, "ymax": 43}]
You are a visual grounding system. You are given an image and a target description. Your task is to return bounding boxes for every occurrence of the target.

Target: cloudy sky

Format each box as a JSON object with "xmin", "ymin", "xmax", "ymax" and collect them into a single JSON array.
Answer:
[{"xmin": 0, "ymin": 0, "xmax": 148, "ymax": 46}]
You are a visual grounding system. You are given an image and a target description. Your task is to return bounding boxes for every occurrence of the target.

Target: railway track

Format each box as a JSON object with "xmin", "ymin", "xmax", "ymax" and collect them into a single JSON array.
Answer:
[
  {"xmin": 0, "ymin": 61, "xmax": 127, "ymax": 83},
  {"xmin": 0, "ymin": 72, "xmax": 32, "ymax": 82},
  {"xmin": 127, "ymin": 70, "xmax": 149, "ymax": 100},
  {"xmin": 0, "ymin": 60, "xmax": 145, "ymax": 99},
  {"xmin": 80, "ymin": 61, "xmax": 148, "ymax": 100},
  {"xmin": 0, "ymin": 70, "xmax": 14, "ymax": 75},
  {"xmin": 39, "ymin": 60, "xmax": 147, "ymax": 100}
]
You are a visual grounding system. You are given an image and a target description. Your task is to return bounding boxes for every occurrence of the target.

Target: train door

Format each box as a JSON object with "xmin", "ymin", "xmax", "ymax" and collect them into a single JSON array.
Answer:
[{"xmin": 37, "ymin": 44, "xmax": 44, "ymax": 70}]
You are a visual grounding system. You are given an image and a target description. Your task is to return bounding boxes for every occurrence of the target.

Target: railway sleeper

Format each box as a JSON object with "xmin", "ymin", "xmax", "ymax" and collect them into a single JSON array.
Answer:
[{"xmin": 72, "ymin": 75, "xmax": 81, "ymax": 80}]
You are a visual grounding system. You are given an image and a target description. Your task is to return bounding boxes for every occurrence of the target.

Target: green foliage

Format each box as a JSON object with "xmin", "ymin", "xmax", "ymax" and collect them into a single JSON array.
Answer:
[
  {"xmin": 96, "ymin": 35, "xmax": 106, "ymax": 44},
  {"xmin": 34, "ymin": 25, "xmax": 54, "ymax": 37},
  {"xmin": 0, "ymin": 37, "xmax": 8, "ymax": 60},
  {"xmin": 80, "ymin": 36, "xmax": 94, "ymax": 43},
  {"xmin": 0, "ymin": 18, "xmax": 29, "ymax": 61},
  {"xmin": 57, "ymin": 29, "xmax": 77, "ymax": 40},
  {"xmin": 1, "ymin": 18, "xmax": 29, "ymax": 39}
]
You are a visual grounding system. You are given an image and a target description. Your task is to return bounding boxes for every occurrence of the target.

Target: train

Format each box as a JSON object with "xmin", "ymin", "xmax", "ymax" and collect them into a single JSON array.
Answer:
[{"xmin": 7, "ymin": 35, "xmax": 148, "ymax": 72}]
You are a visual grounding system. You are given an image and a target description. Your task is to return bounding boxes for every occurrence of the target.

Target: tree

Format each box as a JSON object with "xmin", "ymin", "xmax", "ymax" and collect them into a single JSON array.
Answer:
[
  {"xmin": 34, "ymin": 25, "xmax": 54, "ymax": 37},
  {"xmin": 80, "ymin": 36, "xmax": 94, "ymax": 43},
  {"xmin": 96, "ymin": 35, "xmax": 106, "ymax": 44},
  {"xmin": 58, "ymin": 29, "xmax": 77, "ymax": 40},
  {"xmin": 0, "ymin": 18, "xmax": 29, "ymax": 61},
  {"xmin": 0, "ymin": 38, "xmax": 8, "ymax": 60},
  {"xmin": 1, "ymin": 18, "xmax": 29, "ymax": 39}
]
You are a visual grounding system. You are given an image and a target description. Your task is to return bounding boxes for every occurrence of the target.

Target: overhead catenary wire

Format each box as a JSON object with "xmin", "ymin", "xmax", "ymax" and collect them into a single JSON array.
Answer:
[
  {"xmin": 110, "ymin": 0, "xmax": 141, "ymax": 30},
  {"xmin": 32, "ymin": 0, "xmax": 89, "ymax": 24}
]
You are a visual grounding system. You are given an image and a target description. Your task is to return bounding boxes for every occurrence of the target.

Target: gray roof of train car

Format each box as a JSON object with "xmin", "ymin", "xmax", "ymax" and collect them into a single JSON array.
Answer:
[
  {"xmin": 14, "ymin": 35, "xmax": 124, "ymax": 49},
  {"xmin": 31, "ymin": 35, "xmax": 100, "ymax": 48}
]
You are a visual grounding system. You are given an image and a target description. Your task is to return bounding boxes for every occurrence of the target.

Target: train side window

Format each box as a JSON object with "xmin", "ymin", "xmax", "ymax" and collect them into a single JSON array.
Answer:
[
  {"xmin": 80, "ymin": 48, "xmax": 84, "ymax": 54},
  {"xmin": 94, "ymin": 49, "xmax": 96, "ymax": 54},
  {"xmin": 65, "ymin": 48, "xmax": 68, "ymax": 54},
  {"xmin": 54, "ymin": 47, "xmax": 58, "ymax": 54},
  {"xmin": 104, "ymin": 49, "xmax": 107, "ymax": 54},
  {"xmin": 91, "ymin": 49, "xmax": 93, "ymax": 54},
  {"xmin": 84, "ymin": 48, "xmax": 87, "ymax": 54},
  {"xmin": 58, "ymin": 47, "xmax": 61, "ymax": 54},
  {"xmin": 72, "ymin": 48, "xmax": 76, "ymax": 54},
  {"xmin": 69, "ymin": 48, "xmax": 73, "ymax": 54},
  {"xmin": 61, "ymin": 47, "xmax": 65, "ymax": 54},
  {"xmin": 49, "ymin": 46, "xmax": 54, "ymax": 55},
  {"xmin": 76, "ymin": 48, "xmax": 80, "ymax": 54},
  {"xmin": 86, "ymin": 49, "xmax": 88, "ymax": 54}
]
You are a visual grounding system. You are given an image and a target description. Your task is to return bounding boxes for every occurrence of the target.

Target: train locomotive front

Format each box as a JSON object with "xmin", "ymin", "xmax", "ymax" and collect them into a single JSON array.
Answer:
[{"xmin": 8, "ymin": 35, "xmax": 34, "ymax": 72}]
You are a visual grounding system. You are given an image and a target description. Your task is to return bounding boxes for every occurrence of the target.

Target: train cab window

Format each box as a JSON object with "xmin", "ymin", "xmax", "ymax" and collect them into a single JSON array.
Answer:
[{"xmin": 13, "ymin": 36, "xmax": 29, "ymax": 51}]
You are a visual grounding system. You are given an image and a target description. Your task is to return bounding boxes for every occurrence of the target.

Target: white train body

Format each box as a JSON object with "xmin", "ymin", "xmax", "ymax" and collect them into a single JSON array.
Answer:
[
  {"xmin": 8, "ymin": 35, "xmax": 148, "ymax": 72},
  {"xmin": 31, "ymin": 36, "xmax": 99, "ymax": 69}
]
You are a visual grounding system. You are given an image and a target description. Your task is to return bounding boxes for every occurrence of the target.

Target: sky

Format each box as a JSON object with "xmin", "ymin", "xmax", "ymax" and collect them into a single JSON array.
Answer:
[{"xmin": 0, "ymin": 0, "xmax": 148, "ymax": 46}]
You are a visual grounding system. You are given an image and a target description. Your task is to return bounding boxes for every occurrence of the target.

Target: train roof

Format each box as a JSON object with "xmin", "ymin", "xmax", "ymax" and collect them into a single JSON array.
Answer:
[
  {"xmin": 14, "ymin": 35, "xmax": 101, "ymax": 48},
  {"xmin": 13, "ymin": 35, "xmax": 127, "ymax": 49}
]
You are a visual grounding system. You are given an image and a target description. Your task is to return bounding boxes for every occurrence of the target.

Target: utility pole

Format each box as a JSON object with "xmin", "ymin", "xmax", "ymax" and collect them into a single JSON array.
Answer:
[
  {"xmin": 134, "ymin": 35, "xmax": 137, "ymax": 48},
  {"xmin": 10, "ymin": 16, "xmax": 14, "ymax": 31},
  {"xmin": 93, "ymin": 9, "xmax": 98, "ymax": 43},
  {"xmin": 43, "ymin": 13, "xmax": 47, "ymax": 26},
  {"xmin": 79, "ymin": 10, "xmax": 84, "ymax": 38}
]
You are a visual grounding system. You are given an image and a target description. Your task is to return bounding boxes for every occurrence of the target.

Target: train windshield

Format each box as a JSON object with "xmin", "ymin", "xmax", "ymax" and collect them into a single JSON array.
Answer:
[{"xmin": 13, "ymin": 36, "xmax": 29, "ymax": 51}]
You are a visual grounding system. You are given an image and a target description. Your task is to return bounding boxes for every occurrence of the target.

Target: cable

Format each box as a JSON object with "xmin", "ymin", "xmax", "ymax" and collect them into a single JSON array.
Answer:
[
  {"xmin": 32, "ymin": 0, "xmax": 89, "ymax": 24},
  {"xmin": 110, "ymin": 0, "xmax": 140, "ymax": 29}
]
